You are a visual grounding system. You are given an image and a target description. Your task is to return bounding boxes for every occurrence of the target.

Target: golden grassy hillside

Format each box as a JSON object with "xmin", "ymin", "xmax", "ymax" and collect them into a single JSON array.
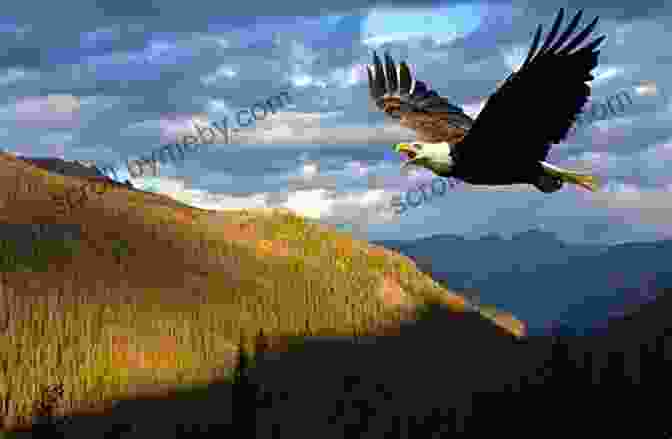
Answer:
[{"xmin": 0, "ymin": 152, "xmax": 524, "ymax": 430}]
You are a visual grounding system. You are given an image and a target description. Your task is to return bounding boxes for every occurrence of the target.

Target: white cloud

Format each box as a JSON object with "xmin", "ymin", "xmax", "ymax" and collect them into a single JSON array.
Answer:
[
  {"xmin": 362, "ymin": 32, "xmax": 430, "ymax": 47},
  {"xmin": 0, "ymin": 68, "xmax": 40, "ymax": 85},
  {"xmin": 461, "ymin": 99, "xmax": 487, "ymax": 119},
  {"xmin": 502, "ymin": 44, "xmax": 527, "ymax": 73},
  {"xmin": 0, "ymin": 95, "xmax": 81, "ymax": 129},
  {"xmin": 228, "ymin": 110, "xmax": 415, "ymax": 145},
  {"xmin": 592, "ymin": 66, "xmax": 626, "ymax": 85},
  {"xmin": 362, "ymin": 4, "xmax": 481, "ymax": 49},
  {"xmin": 200, "ymin": 65, "xmax": 238, "ymax": 85}
]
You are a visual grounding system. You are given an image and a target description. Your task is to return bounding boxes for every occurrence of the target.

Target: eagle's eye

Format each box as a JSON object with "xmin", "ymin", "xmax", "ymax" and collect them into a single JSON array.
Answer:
[{"xmin": 383, "ymin": 102, "xmax": 401, "ymax": 117}]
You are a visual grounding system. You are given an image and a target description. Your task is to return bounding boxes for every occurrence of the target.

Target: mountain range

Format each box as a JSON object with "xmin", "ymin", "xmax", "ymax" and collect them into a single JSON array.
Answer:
[{"xmin": 374, "ymin": 229, "xmax": 672, "ymax": 334}]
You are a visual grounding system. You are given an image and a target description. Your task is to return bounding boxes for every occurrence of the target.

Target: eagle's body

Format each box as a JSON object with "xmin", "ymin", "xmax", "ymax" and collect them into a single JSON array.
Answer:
[
  {"xmin": 368, "ymin": 8, "xmax": 605, "ymax": 193},
  {"xmin": 408, "ymin": 142, "xmax": 552, "ymax": 188}
]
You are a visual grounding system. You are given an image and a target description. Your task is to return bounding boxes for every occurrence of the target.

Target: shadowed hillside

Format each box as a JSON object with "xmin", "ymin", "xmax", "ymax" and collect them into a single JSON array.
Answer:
[
  {"xmin": 16, "ymin": 156, "xmax": 105, "ymax": 179},
  {"xmin": 5, "ymin": 290, "xmax": 671, "ymax": 437},
  {"xmin": 0, "ymin": 151, "xmax": 523, "ymax": 431}
]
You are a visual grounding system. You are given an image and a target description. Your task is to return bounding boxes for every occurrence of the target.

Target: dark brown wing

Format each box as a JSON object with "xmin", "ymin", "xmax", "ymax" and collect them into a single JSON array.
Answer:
[
  {"xmin": 367, "ymin": 51, "xmax": 474, "ymax": 143},
  {"xmin": 455, "ymin": 8, "xmax": 606, "ymax": 163}
]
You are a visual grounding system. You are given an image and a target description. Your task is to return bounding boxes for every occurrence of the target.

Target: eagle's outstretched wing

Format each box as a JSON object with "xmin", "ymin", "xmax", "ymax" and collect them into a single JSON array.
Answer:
[
  {"xmin": 367, "ymin": 51, "xmax": 474, "ymax": 143},
  {"xmin": 455, "ymin": 8, "xmax": 605, "ymax": 163}
]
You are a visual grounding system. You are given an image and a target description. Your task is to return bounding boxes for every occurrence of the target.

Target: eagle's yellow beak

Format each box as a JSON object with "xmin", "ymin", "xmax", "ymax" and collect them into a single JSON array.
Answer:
[
  {"xmin": 394, "ymin": 143, "xmax": 417, "ymax": 159},
  {"xmin": 394, "ymin": 143, "xmax": 410, "ymax": 153}
]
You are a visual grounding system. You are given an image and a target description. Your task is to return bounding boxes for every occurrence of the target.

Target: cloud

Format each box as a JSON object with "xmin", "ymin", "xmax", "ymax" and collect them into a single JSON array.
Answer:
[
  {"xmin": 587, "ymin": 186, "xmax": 672, "ymax": 229},
  {"xmin": 2, "ymin": 95, "xmax": 81, "ymax": 129},
  {"xmin": 228, "ymin": 110, "xmax": 417, "ymax": 145},
  {"xmin": 2, "ymin": 1, "xmax": 672, "ymax": 245}
]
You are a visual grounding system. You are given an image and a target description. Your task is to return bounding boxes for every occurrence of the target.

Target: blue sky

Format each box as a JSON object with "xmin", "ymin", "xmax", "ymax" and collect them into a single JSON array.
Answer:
[{"xmin": 1, "ymin": 0, "xmax": 672, "ymax": 244}]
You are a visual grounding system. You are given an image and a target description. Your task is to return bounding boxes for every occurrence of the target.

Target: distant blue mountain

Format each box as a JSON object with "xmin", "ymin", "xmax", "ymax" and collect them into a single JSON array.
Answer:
[{"xmin": 373, "ymin": 230, "xmax": 671, "ymax": 334}]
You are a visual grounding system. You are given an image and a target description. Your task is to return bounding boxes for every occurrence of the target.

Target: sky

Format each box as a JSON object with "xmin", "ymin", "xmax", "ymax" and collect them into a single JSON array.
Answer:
[{"xmin": 1, "ymin": 0, "xmax": 671, "ymax": 244}]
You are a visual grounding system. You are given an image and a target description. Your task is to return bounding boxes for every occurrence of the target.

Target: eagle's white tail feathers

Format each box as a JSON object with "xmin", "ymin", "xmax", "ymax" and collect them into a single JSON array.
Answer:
[{"xmin": 540, "ymin": 161, "xmax": 600, "ymax": 192}]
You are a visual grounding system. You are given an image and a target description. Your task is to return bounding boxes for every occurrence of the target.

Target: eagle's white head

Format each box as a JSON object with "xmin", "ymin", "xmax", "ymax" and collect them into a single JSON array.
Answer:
[{"xmin": 393, "ymin": 141, "xmax": 455, "ymax": 176}]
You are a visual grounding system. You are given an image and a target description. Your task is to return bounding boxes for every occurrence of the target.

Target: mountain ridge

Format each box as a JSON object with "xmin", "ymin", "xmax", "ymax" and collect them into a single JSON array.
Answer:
[
  {"xmin": 374, "ymin": 229, "xmax": 670, "ymax": 333},
  {"xmin": 0, "ymin": 151, "xmax": 523, "ymax": 430}
]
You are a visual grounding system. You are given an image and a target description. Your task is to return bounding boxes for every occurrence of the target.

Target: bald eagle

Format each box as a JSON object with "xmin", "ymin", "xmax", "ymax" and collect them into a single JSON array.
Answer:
[{"xmin": 368, "ymin": 8, "xmax": 604, "ymax": 193}]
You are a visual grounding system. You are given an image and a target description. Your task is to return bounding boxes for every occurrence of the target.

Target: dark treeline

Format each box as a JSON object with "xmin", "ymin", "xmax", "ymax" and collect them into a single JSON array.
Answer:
[{"xmin": 234, "ymin": 291, "xmax": 672, "ymax": 437}]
